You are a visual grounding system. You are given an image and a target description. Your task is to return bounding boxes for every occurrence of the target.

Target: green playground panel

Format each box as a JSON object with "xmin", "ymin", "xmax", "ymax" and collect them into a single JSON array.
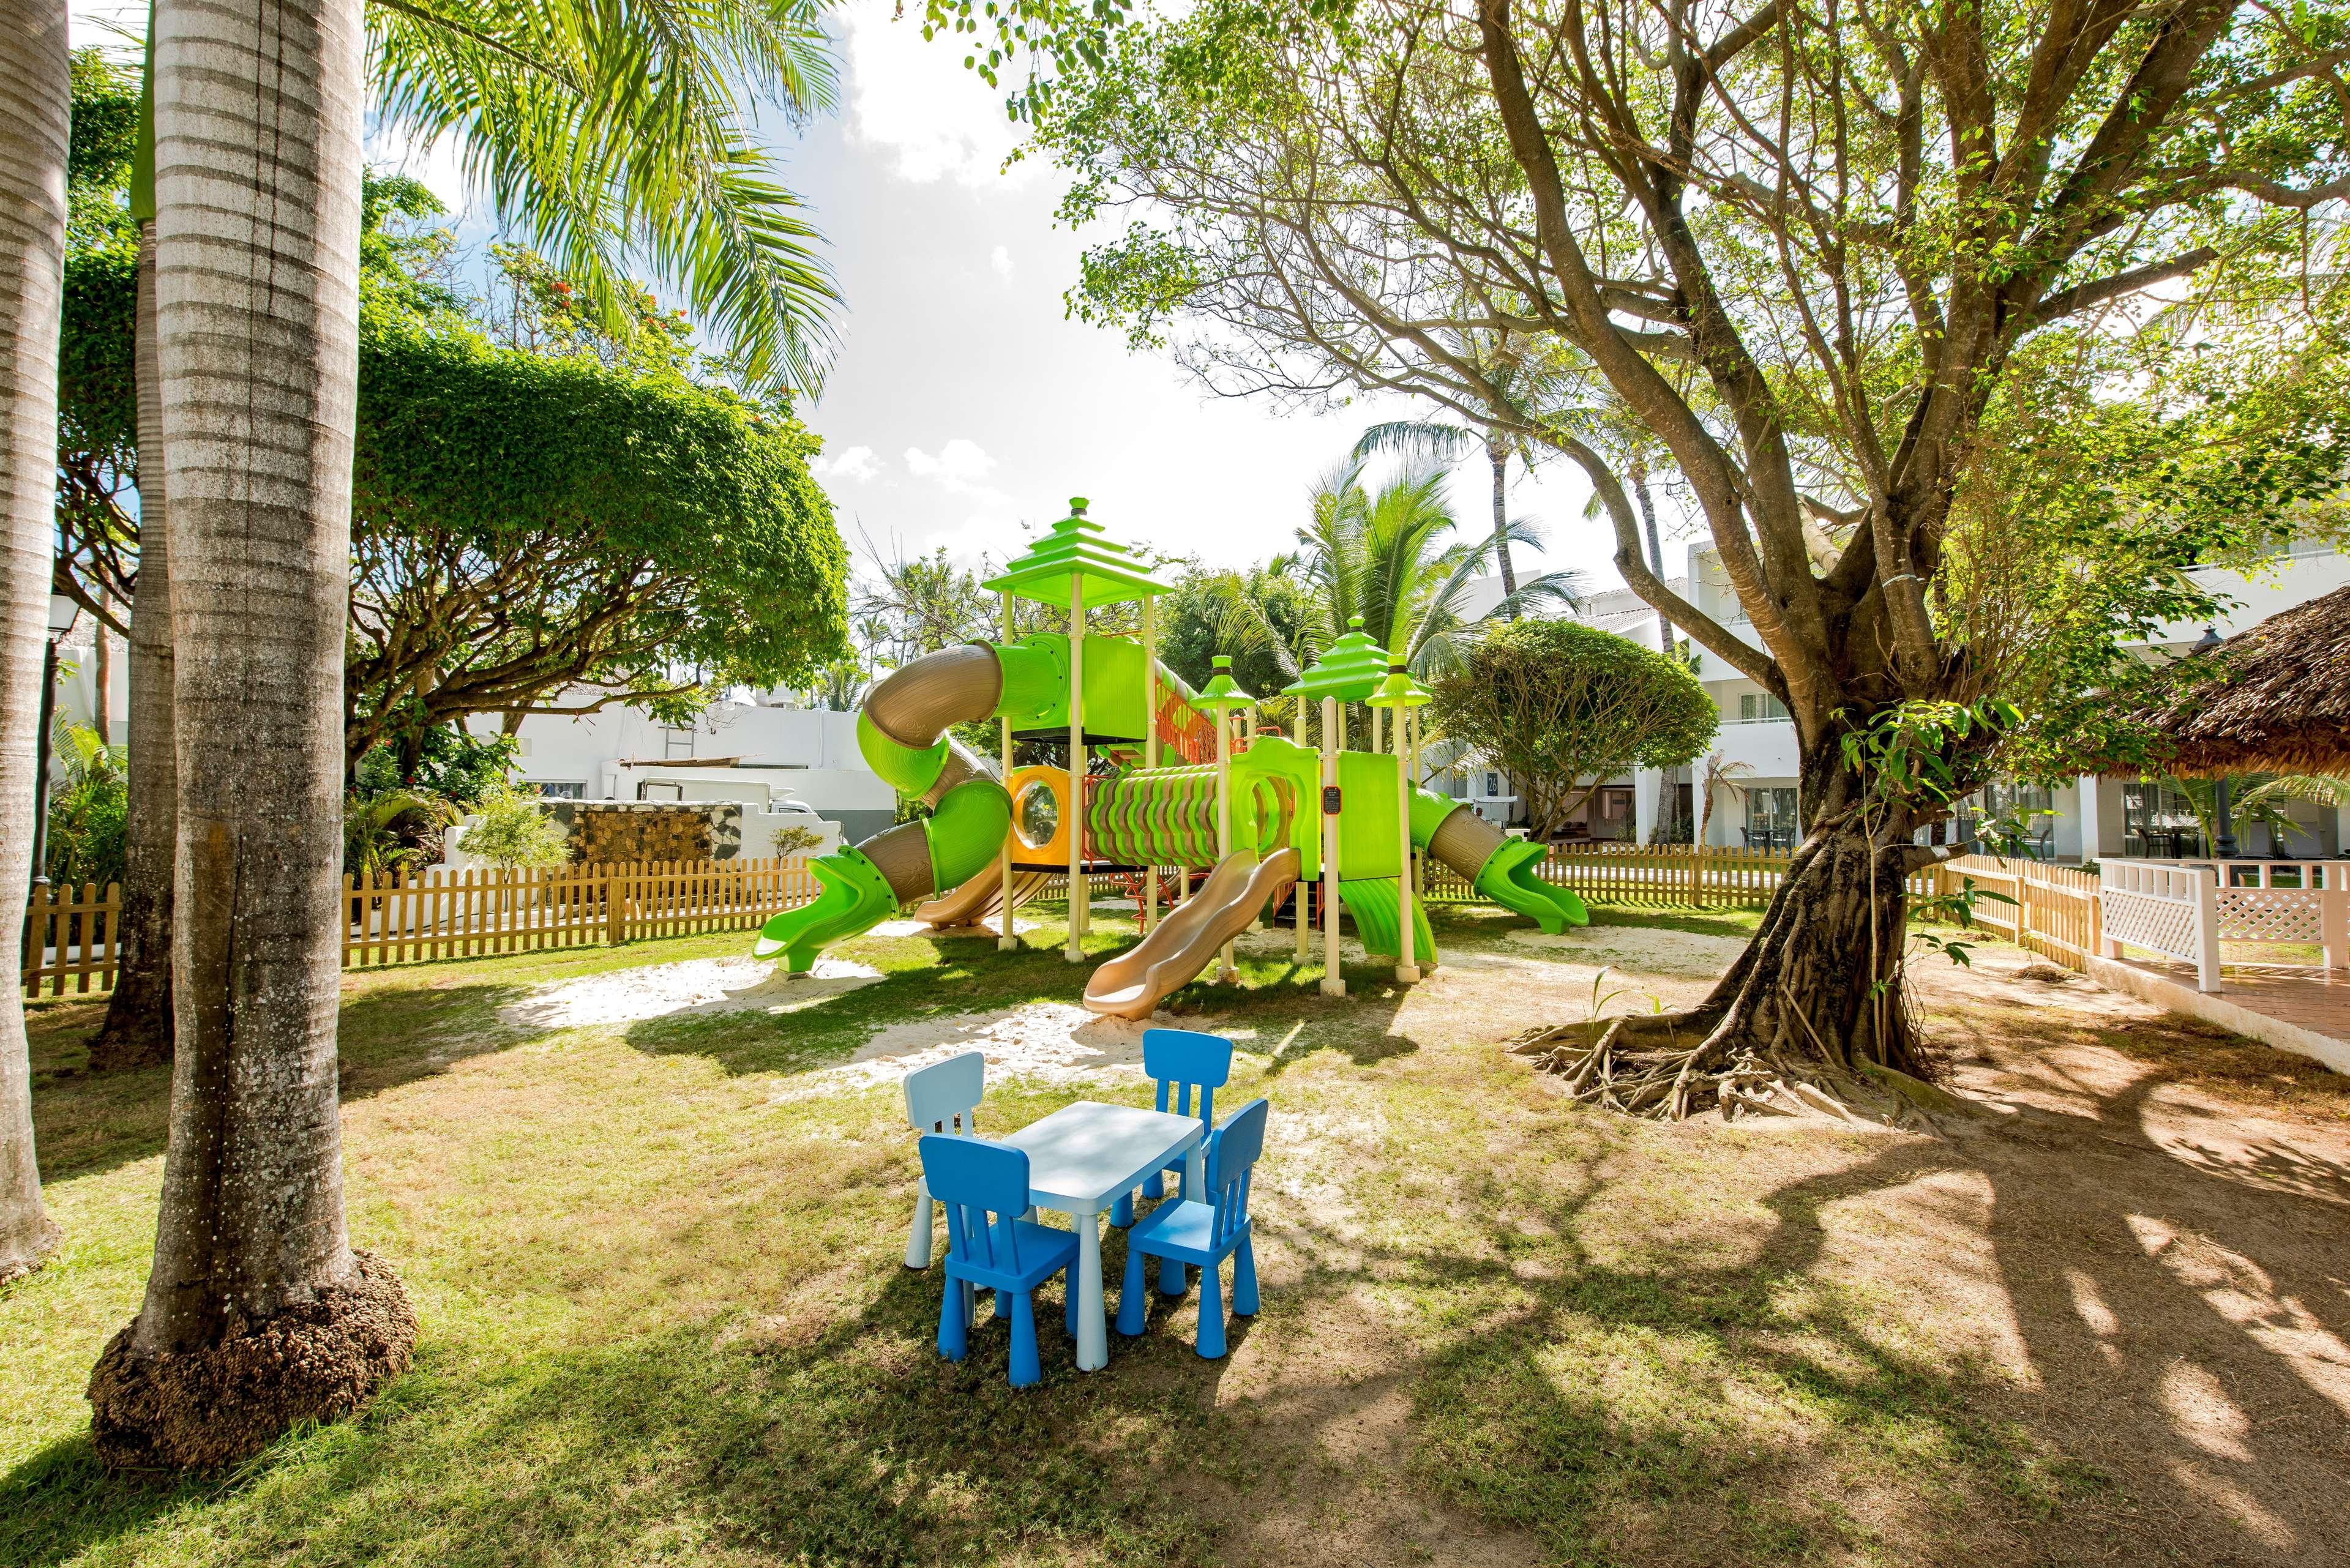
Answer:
[{"xmin": 1334, "ymin": 751, "xmax": 1402, "ymax": 881}]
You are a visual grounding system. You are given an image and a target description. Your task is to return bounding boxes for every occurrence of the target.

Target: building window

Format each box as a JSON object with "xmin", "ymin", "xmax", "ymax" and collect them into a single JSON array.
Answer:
[
  {"xmin": 1485, "ymin": 771, "xmax": 1502, "ymax": 797},
  {"xmin": 1743, "ymin": 787, "xmax": 1798, "ymax": 849},
  {"xmin": 1738, "ymin": 692, "xmax": 1789, "ymax": 722},
  {"xmin": 534, "ymin": 781, "xmax": 586, "ymax": 800},
  {"xmin": 663, "ymin": 726, "xmax": 695, "ymax": 759},
  {"xmin": 2122, "ymin": 778, "xmax": 2200, "ymax": 857}
]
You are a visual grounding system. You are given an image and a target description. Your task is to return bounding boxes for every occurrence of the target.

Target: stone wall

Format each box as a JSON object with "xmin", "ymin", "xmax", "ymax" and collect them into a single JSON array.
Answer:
[{"xmin": 538, "ymin": 801, "xmax": 745, "ymax": 865}]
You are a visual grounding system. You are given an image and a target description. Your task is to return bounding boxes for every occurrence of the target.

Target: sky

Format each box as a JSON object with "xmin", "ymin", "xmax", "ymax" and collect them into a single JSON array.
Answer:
[{"xmin": 68, "ymin": 0, "xmax": 1640, "ymax": 591}]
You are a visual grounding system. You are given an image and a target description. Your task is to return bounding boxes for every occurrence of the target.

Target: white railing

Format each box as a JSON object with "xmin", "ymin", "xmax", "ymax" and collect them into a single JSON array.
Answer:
[{"xmin": 2098, "ymin": 859, "xmax": 2350, "ymax": 991}]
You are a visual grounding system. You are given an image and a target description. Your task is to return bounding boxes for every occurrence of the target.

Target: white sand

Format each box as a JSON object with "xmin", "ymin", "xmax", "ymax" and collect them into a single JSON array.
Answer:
[
  {"xmin": 498, "ymin": 955, "xmax": 883, "ymax": 1032},
  {"xmin": 769, "ymin": 1002, "xmax": 1166, "ymax": 1100}
]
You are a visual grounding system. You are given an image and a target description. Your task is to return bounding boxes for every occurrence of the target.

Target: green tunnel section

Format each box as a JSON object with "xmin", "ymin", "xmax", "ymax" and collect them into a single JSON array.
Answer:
[
  {"xmin": 754, "ymin": 847, "xmax": 898, "ymax": 974},
  {"xmin": 1339, "ymin": 878, "xmax": 1438, "ymax": 968},
  {"xmin": 1085, "ymin": 766, "xmax": 1297, "ymax": 870},
  {"xmin": 1409, "ymin": 786, "xmax": 1589, "ymax": 933},
  {"xmin": 923, "ymin": 778, "xmax": 1012, "ymax": 890}
]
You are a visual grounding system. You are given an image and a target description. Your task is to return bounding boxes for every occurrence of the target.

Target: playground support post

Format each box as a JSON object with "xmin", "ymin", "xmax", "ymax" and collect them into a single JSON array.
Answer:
[
  {"xmin": 1142, "ymin": 595, "xmax": 1158, "ymax": 933},
  {"xmin": 1067, "ymin": 576, "xmax": 1086, "ymax": 962},
  {"xmin": 1216, "ymin": 689, "xmax": 1236, "ymax": 983},
  {"xmin": 1320, "ymin": 696, "xmax": 1343, "ymax": 997},
  {"xmin": 999, "ymin": 592, "xmax": 1017, "ymax": 950},
  {"xmin": 1293, "ymin": 703, "xmax": 1309, "ymax": 963},
  {"xmin": 1395, "ymin": 704, "xmax": 1418, "ymax": 982}
]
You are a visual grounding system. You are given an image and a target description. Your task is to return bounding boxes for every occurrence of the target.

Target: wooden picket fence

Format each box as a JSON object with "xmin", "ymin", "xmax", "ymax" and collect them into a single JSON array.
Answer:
[
  {"xmin": 24, "ymin": 846, "xmax": 2106, "ymax": 998},
  {"xmin": 23, "ymin": 857, "xmax": 821, "ymax": 996},
  {"xmin": 1929, "ymin": 853, "xmax": 2103, "ymax": 974}
]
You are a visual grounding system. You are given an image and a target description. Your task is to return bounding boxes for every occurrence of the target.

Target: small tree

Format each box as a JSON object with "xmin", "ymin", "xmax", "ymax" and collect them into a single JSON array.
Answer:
[
  {"xmin": 1429, "ymin": 621, "xmax": 1716, "ymax": 842},
  {"xmin": 461, "ymin": 785, "xmax": 571, "ymax": 870},
  {"xmin": 770, "ymin": 823, "xmax": 824, "ymax": 858}
]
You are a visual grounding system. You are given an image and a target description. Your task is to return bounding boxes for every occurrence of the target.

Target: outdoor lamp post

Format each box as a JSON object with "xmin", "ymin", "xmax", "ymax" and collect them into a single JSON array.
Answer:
[
  {"xmin": 2191, "ymin": 626, "xmax": 2236, "ymax": 859},
  {"xmin": 29, "ymin": 595, "xmax": 80, "ymax": 891}
]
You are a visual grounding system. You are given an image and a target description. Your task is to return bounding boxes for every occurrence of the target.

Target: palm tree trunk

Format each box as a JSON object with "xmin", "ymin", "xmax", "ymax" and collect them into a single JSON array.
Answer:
[
  {"xmin": 89, "ymin": 223, "xmax": 175, "ymax": 1072},
  {"xmin": 1629, "ymin": 456, "xmax": 1673, "ymax": 657},
  {"xmin": 1487, "ymin": 433, "xmax": 1518, "ymax": 613},
  {"xmin": 0, "ymin": 0, "xmax": 70, "ymax": 1283},
  {"xmin": 87, "ymin": 0, "xmax": 414, "ymax": 1470}
]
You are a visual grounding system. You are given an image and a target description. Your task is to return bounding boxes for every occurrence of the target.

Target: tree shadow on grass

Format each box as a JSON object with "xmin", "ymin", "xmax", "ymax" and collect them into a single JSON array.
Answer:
[{"xmin": 29, "ymin": 979, "xmax": 537, "ymax": 1184}]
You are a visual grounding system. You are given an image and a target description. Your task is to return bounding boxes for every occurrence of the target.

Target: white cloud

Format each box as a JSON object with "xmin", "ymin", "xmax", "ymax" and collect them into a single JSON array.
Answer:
[
  {"xmin": 810, "ymin": 444, "xmax": 882, "ymax": 483},
  {"xmin": 904, "ymin": 438, "xmax": 998, "ymax": 491},
  {"xmin": 836, "ymin": 1, "xmax": 1025, "ymax": 187},
  {"xmin": 990, "ymin": 245, "xmax": 1014, "ymax": 280}
]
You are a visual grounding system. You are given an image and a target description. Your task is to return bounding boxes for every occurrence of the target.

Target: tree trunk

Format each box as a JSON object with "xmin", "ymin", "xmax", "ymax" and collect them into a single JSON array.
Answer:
[
  {"xmin": 0, "ymin": 0, "xmax": 70, "ymax": 1283},
  {"xmin": 1517, "ymin": 735, "xmax": 1947, "ymax": 1123},
  {"xmin": 90, "ymin": 223, "xmax": 175, "ymax": 1072},
  {"xmin": 87, "ymin": 0, "xmax": 414, "ymax": 1469},
  {"xmin": 1629, "ymin": 457, "xmax": 1674, "ymax": 660},
  {"xmin": 94, "ymin": 621, "xmax": 111, "ymax": 744},
  {"xmin": 1487, "ymin": 434, "xmax": 1517, "ymax": 611}
]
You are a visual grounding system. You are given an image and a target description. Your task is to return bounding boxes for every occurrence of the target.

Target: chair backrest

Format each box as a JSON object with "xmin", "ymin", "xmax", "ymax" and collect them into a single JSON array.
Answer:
[
  {"xmin": 1142, "ymin": 1028, "xmax": 1233, "ymax": 1126},
  {"xmin": 919, "ymin": 1133, "xmax": 1033, "ymax": 1276},
  {"xmin": 1202, "ymin": 1097, "xmax": 1269, "ymax": 1249},
  {"xmin": 905, "ymin": 1050, "xmax": 985, "ymax": 1135}
]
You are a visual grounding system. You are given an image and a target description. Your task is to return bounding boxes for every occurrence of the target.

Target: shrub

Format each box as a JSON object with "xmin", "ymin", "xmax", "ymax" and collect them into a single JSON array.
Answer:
[{"xmin": 462, "ymin": 783, "xmax": 571, "ymax": 869}]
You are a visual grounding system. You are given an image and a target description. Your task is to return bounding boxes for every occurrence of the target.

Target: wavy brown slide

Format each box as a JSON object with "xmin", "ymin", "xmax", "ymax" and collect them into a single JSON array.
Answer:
[
  {"xmin": 1082, "ymin": 848, "xmax": 1301, "ymax": 1020},
  {"xmin": 913, "ymin": 861, "xmax": 1055, "ymax": 930}
]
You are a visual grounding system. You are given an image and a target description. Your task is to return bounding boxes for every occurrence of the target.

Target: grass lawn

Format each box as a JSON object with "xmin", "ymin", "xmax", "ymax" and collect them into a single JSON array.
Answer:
[{"xmin": 6, "ymin": 898, "xmax": 2350, "ymax": 1566}]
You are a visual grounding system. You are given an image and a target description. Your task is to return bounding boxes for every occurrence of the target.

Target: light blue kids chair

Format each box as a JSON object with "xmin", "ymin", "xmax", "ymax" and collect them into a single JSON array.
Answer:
[
  {"xmin": 919, "ymin": 1135, "xmax": 1080, "ymax": 1387},
  {"xmin": 1109, "ymin": 1028, "xmax": 1233, "ymax": 1237},
  {"xmin": 903, "ymin": 1050, "xmax": 986, "ymax": 1269},
  {"xmin": 1117, "ymin": 1097, "xmax": 1268, "ymax": 1359}
]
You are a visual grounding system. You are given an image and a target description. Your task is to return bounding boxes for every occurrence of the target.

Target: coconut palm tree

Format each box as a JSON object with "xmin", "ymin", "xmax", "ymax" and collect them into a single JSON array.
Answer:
[
  {"xmin": 85, "ymin": 0, "xmax": 417, "ymax": 1469},
  {"xmin": 0, "ymin": 0, "xmax": 70, "ymax": 1283},
  {"xmin": 95, "ymin": 0, "xmax": 847, "ymax": 1059},
  {"xmin": 1210, "ymin": 458, "xmax": 1580, "ymax": 732}
]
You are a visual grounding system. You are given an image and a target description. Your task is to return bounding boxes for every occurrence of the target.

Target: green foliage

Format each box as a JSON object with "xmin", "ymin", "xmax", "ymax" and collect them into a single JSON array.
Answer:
[
  {"xmin": 769, "ymin": 823, "xmax": 825, "ymax": 857},
  {"xmin": 1156, "ymin": 561, "xmax": 1308, "ymax": 700},
  {"xmin": 65, "ymin": 47, "xmax": 138, "ymax": 252},
  {"xmin": 460, "ymin": 784, "xmax": 572, "ymax": 870},
  {"xmin": 345, "ymin": 790, "xmax": 460, "ymax": 881},
  {"xmin": 1428, "ymin": 620, "xmax": 1716, "ymax": 840},
  {"xmin": 42, "ymin": 725, "xmax": 127, "ymax": 890},
  {"xmin": 366, "ymin": 0, "xmax": 845, "ymax": 394},
  {"xmin": 353, "ymin": 726, "xmax": 520, "ymax": 810}
]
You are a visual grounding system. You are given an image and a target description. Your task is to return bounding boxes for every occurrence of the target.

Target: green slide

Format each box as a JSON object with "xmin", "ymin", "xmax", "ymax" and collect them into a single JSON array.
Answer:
[
  {"xmin": 1473, "ymin": 838, "xmax": 1589, "ymax": 934},
  {"xmin": 754, "ymin": 847, "xmax": 900, "ymax": 974}
]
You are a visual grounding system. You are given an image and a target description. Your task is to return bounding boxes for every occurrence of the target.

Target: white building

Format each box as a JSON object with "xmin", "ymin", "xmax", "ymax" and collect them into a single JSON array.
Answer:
[
  {"xmin": 470, "ymin": 690, "xmax": 897, "ymax": 846},
  {"xmin": 1444, "ymin": 540, "xmax": 2350, "ymax": 860}
]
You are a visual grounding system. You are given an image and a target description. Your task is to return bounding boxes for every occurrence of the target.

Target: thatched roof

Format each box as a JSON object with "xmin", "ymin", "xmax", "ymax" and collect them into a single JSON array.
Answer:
[{"xmin": 2138, "ymin": 582, "xmax": 2350, "ymax": 776}]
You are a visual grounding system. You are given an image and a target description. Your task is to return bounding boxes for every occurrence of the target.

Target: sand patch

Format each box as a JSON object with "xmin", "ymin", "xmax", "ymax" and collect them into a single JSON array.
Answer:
[
  {"xmin": 1503, "ymin": 924, "xmax": 1750, "ymax": 977},
  {"xmin": 771, "ymin": 1001, "xmax": 1160, "ymax": 1099},
  {"xmin": 869, "ymin": 917, "xmax": 1039, "ymax": 938},
  {"xmin": 499, "ymin": 955, "xmax": 883, "ymax": 1032}
]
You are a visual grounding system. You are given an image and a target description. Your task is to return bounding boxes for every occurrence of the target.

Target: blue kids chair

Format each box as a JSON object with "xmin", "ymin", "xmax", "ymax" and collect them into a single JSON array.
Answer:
[
  {"xmin": 902, "ymin": 1051, "xmax": 986, "ymax": 1269},
  {"xmin": 1110, "ymin": 1028, "xmax": 1234, "ymax": 1234},
  {"xmin": 919, "ymin": 1134, "xmax": 1081, "ymax": 1387},
  {"xmin": 1116, "ymin": 1097, "xmax": 1268, "ymax": 1359}
]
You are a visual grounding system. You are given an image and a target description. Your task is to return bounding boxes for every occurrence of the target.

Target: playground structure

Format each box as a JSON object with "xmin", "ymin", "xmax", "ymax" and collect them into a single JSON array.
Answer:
[{"xmin": 754, "ymin": 500, "xmax": 1587, "ymax": 1017}]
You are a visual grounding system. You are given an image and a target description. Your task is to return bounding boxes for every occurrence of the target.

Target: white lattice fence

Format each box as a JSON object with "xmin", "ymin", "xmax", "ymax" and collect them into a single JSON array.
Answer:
[
  {"xmin": 2100, "ymin": 861, "xmax": 2220, "ymax": 991},
  {"xmin": 2214, "ymin": 886, "xmax": 2329, "ymax": 944}
]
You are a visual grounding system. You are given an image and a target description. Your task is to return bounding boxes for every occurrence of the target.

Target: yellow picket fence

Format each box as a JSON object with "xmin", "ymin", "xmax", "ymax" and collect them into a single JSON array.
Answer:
[
  {"xmin": 22, "ymin": 858, "xmax": 820, "ymax": 996},
  {"xmin": 1930, "ymin": 853, "xmax": 2103, "ymax": 973}
]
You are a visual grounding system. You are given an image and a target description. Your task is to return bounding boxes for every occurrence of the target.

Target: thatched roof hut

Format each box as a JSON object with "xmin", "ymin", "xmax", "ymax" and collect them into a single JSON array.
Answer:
[{"xmin": 2139, "ymin": 582, "xmax": 2350, "ymax": 776}]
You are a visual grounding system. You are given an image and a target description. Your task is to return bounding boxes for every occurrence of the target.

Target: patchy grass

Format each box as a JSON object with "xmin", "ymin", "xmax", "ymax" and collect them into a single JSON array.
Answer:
[{"xmin": 6, "ymin": 901, "xmax": 2349, "ymax": 1566}]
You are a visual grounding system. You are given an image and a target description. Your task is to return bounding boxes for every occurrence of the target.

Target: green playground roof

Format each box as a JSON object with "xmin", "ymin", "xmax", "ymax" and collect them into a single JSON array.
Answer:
[
  {"xmin": 1196, "ymin": 654, "xmax": 1254, "ymax": 711},
  {"xmin": 1281, "ymin": 616, "xmax": 1394, "ymax": 702},
  {"xmin": 1367, "ymin": 663, "xmax": 1433, "ymax": 710},
  {"xmin": 980, "ymin": 498, "xmax": 1172, "ymax": 607}
]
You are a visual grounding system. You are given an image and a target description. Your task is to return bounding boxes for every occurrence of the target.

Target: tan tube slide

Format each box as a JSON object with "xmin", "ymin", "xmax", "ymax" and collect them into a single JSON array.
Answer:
[
  {"xmin": 913, "ymin": 861, "xmax": 1055, "ymax": 930},
  {"xmin": 1082, "ymin": 848, "xmax": 1300, "ymax": 1020}
]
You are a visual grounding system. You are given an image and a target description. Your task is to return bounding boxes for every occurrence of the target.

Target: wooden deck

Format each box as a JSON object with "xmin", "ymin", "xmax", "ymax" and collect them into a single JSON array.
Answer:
[{"xmin": 2090, "ymin": 954, "xmax": 2350, "ymax": 1072}]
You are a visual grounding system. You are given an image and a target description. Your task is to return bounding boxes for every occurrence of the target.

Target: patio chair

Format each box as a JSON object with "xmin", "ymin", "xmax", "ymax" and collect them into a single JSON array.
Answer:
[
  {"xmin": 919, "ymin": 1135, "xmax": 1080, "ymax": 1388},
  {"xmin": 1116, "ymin": 1097, "xmax": 1269, "ymax": 1359},
  {"xmin": 1108, "ymin": 1028, "xmax": 1234, "ymax": 1235},
  {"xmin": 902, "ymin": 1050, "xmax": 986, "ymax": 1269}
]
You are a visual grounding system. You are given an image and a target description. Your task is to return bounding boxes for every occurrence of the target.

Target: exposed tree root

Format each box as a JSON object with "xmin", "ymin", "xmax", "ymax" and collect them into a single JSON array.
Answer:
[{"xmin": 87, "ymin": 1249, "xmax": 417, "ymax": 1471}]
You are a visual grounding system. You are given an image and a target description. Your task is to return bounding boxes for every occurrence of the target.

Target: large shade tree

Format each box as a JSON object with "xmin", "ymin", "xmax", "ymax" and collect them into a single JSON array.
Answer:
[
  {"xmin": 935, "ymin": 0, "xmax": 2350, "ymax": 1116},
  {"xmin": 0, "ymin": 0, "xmax": 70, "ymax": 1282}
]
